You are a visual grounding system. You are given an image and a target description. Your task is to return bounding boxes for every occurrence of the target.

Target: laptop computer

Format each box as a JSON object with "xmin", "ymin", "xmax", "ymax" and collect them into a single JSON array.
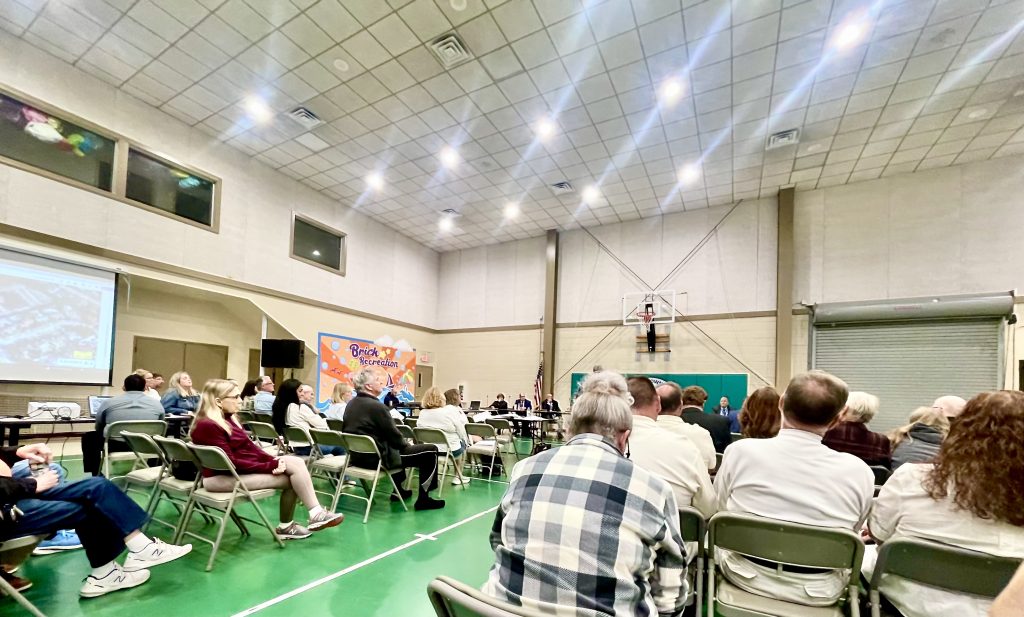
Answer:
[
  {"xmin": 87, "ymin": 395, "xmax": 112, "ymax": 417},
  {"xmin": 469, "ymin": 400, "xmax": 481, "ymax": 410}
]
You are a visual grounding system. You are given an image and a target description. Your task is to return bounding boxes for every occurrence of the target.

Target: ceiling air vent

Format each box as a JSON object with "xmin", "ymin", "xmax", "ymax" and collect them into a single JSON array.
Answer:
[
  {"xmin": 429, "ymin": 33, "xmax": 472, "ymax": 68},
  {"xmin": 766, "ymin": 128, "xmax": 800, "ymax": 150},
  {"xmin": 550, "ymin": 181, "xmax": 574, "ymax": 195},
  {"xmin": 287, "ymin": 106, "xmax": 322, "ymax": 129}
]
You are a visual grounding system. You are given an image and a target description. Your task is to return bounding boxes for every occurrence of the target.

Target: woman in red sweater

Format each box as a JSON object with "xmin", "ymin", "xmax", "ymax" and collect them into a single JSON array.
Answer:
[{"xmin": 190, "ymin": 379, "xmax": 343, "ymax": 539}]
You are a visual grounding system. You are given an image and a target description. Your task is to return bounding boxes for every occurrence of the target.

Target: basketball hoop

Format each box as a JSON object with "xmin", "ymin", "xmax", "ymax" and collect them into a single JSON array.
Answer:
[{"xmin": 639, "ymin": 309, "xmax": 655, "ymax": 331}]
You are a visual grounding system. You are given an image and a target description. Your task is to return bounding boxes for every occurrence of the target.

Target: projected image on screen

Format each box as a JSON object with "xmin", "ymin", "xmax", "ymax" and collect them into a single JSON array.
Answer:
[{"xmin": 0, "ymin": 248, "xmax": 116, "ymax": 384}]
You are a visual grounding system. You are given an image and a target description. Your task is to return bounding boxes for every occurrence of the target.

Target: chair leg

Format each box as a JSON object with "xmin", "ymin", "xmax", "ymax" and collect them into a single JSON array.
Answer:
[
  {"xmin": 230, "ymin": 510, "xmax": 250, "ymax": 536},
  {"xmin": 389, "ymin": 474, "xmax": 408, "ymax": 512},
  {"xmin": 0, "ymin": 576, "xmax": 47, "ymax": 617},
  {"xmin": 330, "ymin": 473, "xmax": 344, "ymax": 512},
  {"xmin": 363, "ymin": 473, "xmax": 382, "ymax": 524},
  {"xmin": 205, "ymin": 493, "xmax": 238, "ymax": 572},
  {"xmin": 172, "ymin": 494, "xmax": 198, "ymax": 545},
  {"xmin": 437, "ymin": 455, "xmax": 448, "ymax": 498},
  {"xmin": 245, "ymin": 498, "xmax": 285, "ymax": 549}
]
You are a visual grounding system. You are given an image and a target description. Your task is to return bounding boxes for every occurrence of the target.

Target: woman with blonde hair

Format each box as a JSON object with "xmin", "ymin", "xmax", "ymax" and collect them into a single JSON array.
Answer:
[
  {"xmin": 325, "ymin": 382, "xmax": 354, "ymax": 421},
  {"xmin": 134, "ymin": 368, "xmax": 160, "ymax": 401},
  {"xmin": 417, "ymin": 386, "xmax": 471, "ymax": 484},
  {"xmin": 189, "ymin": 379, "xmax": 344, "ymax": 540},
  {"xmin": 160, "ymin": 372, "xmax": 200, "ymax": 415},
  {"xmin": 888, "ymin": 406, "xmax": 949, "ymax": 470}
]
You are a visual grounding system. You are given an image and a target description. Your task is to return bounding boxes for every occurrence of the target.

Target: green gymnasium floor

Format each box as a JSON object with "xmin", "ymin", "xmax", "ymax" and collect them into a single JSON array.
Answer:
[{"xmin": 2, "ymin": 449, "xmax": 518, "ymax": 617}]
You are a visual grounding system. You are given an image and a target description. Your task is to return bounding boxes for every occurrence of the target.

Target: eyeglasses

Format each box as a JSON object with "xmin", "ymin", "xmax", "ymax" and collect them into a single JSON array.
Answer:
[{"xmin": 222, "ymin": 394, "xmax": 241, "ymax": 400}]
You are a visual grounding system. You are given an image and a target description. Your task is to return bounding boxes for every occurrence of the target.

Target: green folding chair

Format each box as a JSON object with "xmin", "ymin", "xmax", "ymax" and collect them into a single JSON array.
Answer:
[
  {"xmin": 427, "ymin": 576, "xmax": 550, "ymax": 617},
  {"xmin": 308, "ymin": 428, "xmax": 349, "ymax": 511},
  {"xmin": 485, "ymin": 418, "xmax": 520, "ymax": 460},
  {"xmin": 149, "ymin": 436, "xmax": 205, "ymax": 538},
  {"xmin": 248, "ymin": 421, "xmax": 284, "ymax": 456},
  {"xmin": 397, "ymin": 424, "xmax": 416, "ymax": 443},
  {"xmin": 235, "ymin": 411, "xmax": 255, "ymax": 425},
  {"xmin": 465, "ymin": 422, "xmax": 502, "ymax": 480},
  {"xmin": 679, "ymin": 506, "xmax": 707, "ymax": 613},
  {"xmin": 101, "ymin": 419, "xmax": 167, "ymax": 481},
  {"xmin": 869, "ymin": 537, "xmax": 1022, "ymax": 617},
  {"xmin": 404, "ymin": 417, "xmax": 418, "ymax": 428},
  {"xmin": 184, "ymin": 444, "xmax": 285, "ymax": 571},
  {"xmin": 120, "ymin": 431, "xmax": 173, "ymax": 516},
  {"xmin": 326, "ymin": 418, "xmax": 345, "ymax": 432},
  {"xmin": 339, "ymin": 433, "xmax": 408, "ymax": 523},
  {"xmin": 707, "ymin": 512, "xmax": 865, "ymax": 617},
  {"xmin": 284, "ymin": 425, "xmax": 318, "ymax": 467},
  {"xmin": 414, "ymin": 427, "xmax": 465, "ymax": 496}
]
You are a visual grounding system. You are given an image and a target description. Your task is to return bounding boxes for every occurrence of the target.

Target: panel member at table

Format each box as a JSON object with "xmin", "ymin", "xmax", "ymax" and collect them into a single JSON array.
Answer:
[
  {"xmin": 513, "ymin": 394, "xmax": 532, "ymax": 412},
  {"xmin": 716, "ymin": 396, "xmax": 741, "ymax": 433},
  {"xmin": 490, "ymin": 393, "xmax": 509, "ymax": 411},
  {"xmin": 540, "ymin": 394, "xmax": 560, "ymax": 412},
  {"xmin": 82, "ymin": 374, "xmax": 165, "ymax": 476},
  {"xmin": 383, "ymin": 387, "xmax": 401, "ymax": 409}
]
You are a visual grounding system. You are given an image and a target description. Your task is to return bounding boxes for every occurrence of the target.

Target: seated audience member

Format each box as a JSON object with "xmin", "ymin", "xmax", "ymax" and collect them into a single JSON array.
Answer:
[
  {"xmin": 82, "ymin": 374, "xmax": 165, "ymax": 476},
  {"xmin": 714, "ymin": 370, "xmax": 874, "ymax": 606},
  {"xmin": 445, "ymin": 389, "xmax": 479, "ymax": 444},
  {"xmin": 655, "ymin": 382, "xmax": 716, "ymax": 471},
  {"xmin": 483, "ymin": 371, "xmax": 688, "ymax": 615},
  {"xmin": 540, "ymin": 393, "xmax": 560, "ymax": 412},
  {"xmin": 344, "ymin": 367, "xmax": 445, "ymax": 510},
  {"xmin": 932, "ymin": 394, "xmax": 967, "ymax": 421},
  {"xmin": 417, "ymin": 387, "xmax": 470, "ymax": 485},
  {"xmin": 160, "ymin": 372, "xmax": 200, "ymax": 415},
  {"xmin": 190, "ymin": 379, "xmax": 344, "ymax": 539},
  {"xmin": 822, "ymin": 391, "xmax": 892, "ymax": 468},
  {"xmin": 0, "ymin": 442, "xmax": 191, "ymax": 597},
  {"xmin": 271, "ymin": 380, "xmax": 344, "ymax": 456},
  {"xmin": 866, "ymin": 391, "xmax": 1024, "ymax": 617},
  {"xmin": 325, "ymin": 383, "xmax": 353, "ymax": 421},
  {"xmin": 628, "ymin": 377, "xmax": 715, "ymax": 518},
  {"xmin": 253, "ymin": 375, "xmax": 275, "ymax": 412},
  {"xmin": 888, "ymin": 406, "xmax": 949, "ymax": 470},
  {"xmin": 716, "ymin": 396, "xmax": 741, "ymax": 433},
  {"xmin": 240, "ymin": 379, "xmax": 260, "ymax": 403},
  {"xmin": 8, "ymin": 455, "xmax": 81, "ymax": 556},
  {"xmin": 992, "ymin": 562, "xmax": 1024, "ymax": 617},
  {"xmin": 489, "ymin": 393, "xmax": 509, "ymax": 411},
  {"xmin": 150, "ymin": 373, "xmax": 164, "ymax": 393},
  {"xmin": 738, "ymin": 387, "xmax": 782, "ymax": 439},
  {"xmin": 134, "ymin": 369, "xmax": 161, "ymax": 401},
  {"xmin": 680, "ymin": 386, "xmax": 731, "ymax": 453}
]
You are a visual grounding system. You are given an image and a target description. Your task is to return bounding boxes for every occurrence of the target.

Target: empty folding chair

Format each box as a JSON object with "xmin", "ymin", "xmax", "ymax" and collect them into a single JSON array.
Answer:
[
  {"xmin": 427, "ymin": 575, "xmax": 549, "ymax": 617},
  {"xmin": 465, "ymin": 423, "xmax": 502, "ymax": 480},
  {"xmin": 404, "ymin": 417, "xmax": 417, "ymax": 428},
  {"xmin": 338, "ymin": 433, "xmax": 408, "ymax": 523},
  {"xmin": 101, "ymin": 420, "xmax": 167, "ymax": 481},
  {"xmin": 706, "ymin": 511, "xmax": 865, "ymax": 617},
  {"xmin": 183, "ymin": 444, "xmax": 285, "ymax": 571},
  {"xmin": 120, "ymin": 431, "xmax": 172, "ymax": 515},
  {"xmin": 679, "ymin": 506, "xmax": 707, "ymax": 614},
  {"xmin": 485, "ymin": 418, "xmax": 520, "ymax": 460},
  {"xmin": 149, "ymin": 436, "xmax": 204, "ymax": 539},
  {"xmin": 413, "ymin": 427, "xmax": 464, "ymax": 496},
  {"xmin": 396, "ymin": 424, "xmax": 416, "ymax": 444},
  {"xmin": 248, "ymin": 421, "xmax": 284, "ymax": 456},
  {"xmin": 0, "ymin": 536, "xmax": 48, "ymax": 617},
  {"xmin": 308, "ymin": 428, "xmax": 349, "ymax": 511}
]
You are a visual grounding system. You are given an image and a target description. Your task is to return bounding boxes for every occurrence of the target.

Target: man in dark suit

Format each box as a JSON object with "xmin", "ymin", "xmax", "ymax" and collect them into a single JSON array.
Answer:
[
  {"xmin": 716, "ymin": 396, "xmax": 741, "ymax": 433},
  {"xmin": 540, "ymin": 394, "xmax": 560, "ymax": 412},
  {"xmin": 680, "ymin": 386, "xmax": 731, "ymax": 453}
]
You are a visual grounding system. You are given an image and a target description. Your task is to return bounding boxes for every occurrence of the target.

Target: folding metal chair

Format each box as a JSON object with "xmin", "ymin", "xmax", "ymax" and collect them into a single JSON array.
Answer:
[
  {"xmin": 326, "ymin": 418, "xmax": 345, "ymax": 432},
  {"xmin": 679, "ymin": 506, "xmax": 707, "ymax": 613},
  {"xmin": 183, "ymin": 444, "xmax": 285, "ymax": 571},
  {"xmin": 284, "ymin": 425, "xmax": 318, "ymax": 467},
  {"xmin": 101, "ymin": 419, "xmax": 167, "ymax": 481},
  {"xmin": 235, "ymin": 411, "xmax": 255, "ymax": 425},
  {"xmin": 397, "ymin": 424, "xmax": 416, "ymax": 443},
  {"xmin": 427, "ymin": 575, "xmax": 550, "ymax": 617},
  {"xmin": 248, "ymin": 421, "xmax": 285, "ymax": 456},
  {"xmin": 308, "ymin": 428, "xmax": 350, "ymax": 511},
  {"xmin": 404, "ymin": 417, "xmax": 418, "ymax": 428},
  {"xmin": 868, "ymin": 537, "xmax": 1022, "ymax": 617},
  {"xmin": 0, "ymin": 536, "xmax": 48, "ymax": 617},
  {"xmin": 120, "ymin": 431, "xmax": 173, "ymax": 515},
  {"xmin": 485, "ymin": 418, "xmax": 520, "ymax": 460},
  {"xmin": 465, "ymin": 423, "xmax": 502, "ymax": 480},
  {"xmin": 413, "ymin": 427, "xmax": 465, "ymax": 496},
  {"xmin": 707, "ymin": 512, "xmax": 865, "ymax": 617},
  {"xmin": 149, "ymin": 436, "xmax": 205, "ymax": 538},
  {"xmin": 338, "ymin": 433, "xmax": 408, "ymax": 523}
]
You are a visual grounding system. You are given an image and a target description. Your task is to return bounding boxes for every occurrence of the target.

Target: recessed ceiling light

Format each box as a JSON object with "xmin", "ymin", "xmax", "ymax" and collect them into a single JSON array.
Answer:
[
  {"xmin": 312, "ymin": 250, "xmax": 321, "ymax": 257},
  {"xmin": 1014, "ymin": 88, "xmax": 1024, "ymax": 97},
  {"xmin": 581, "ymin": 185, "xmax": 600, "ymax": 204},
  {"xmin": 534, "ymin": 117, "xmax": 557, "ymax": 140},
  {"xmin": 830, "ymin": 14, "xmax": 870, "ymax": 50},
  {"xmin": 439, "ymin": 216, "xmax": 454, "ymax": 232},
  {"xmin": 365, "ymin": 172, "xmax": 384, "ymax": 190},
  {"xmin": 678, "ymin": 164, "xmax": 701, "ymax": 184},
  {"xmin": 332, "ymin": 59, "xmax": 350, "ymax": 72},
  {"xmin": 440, "ymin": 146, "xmax": 459, "ymax": 169},
  {"xmin": 806, "ymin": 143, "xmax": 824, "ymax": 153},
  {"xmin": 449, "ymin": 0, "xmax": 467, "ymax": 10},
  {"xmin": 967, "ymin": 108, "xmax": 988, "ymax": 119},
  {"xmin": 244, "ymin": 96, "xmax": 273, "ymax": 124},
  {"xmin": 504, "ymin": 202, "xmax": 520, "ymax": 218},
  {"xmin": 659, "ymin": 78, "xmax": 685, "ymax": 105}
]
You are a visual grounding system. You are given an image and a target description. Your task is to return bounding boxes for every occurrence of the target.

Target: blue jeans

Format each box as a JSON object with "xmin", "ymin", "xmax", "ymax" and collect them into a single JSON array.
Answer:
[
  {"xmin": 3, "ymin": 477, "xmax": 147, "ymax": 567},
  {"xmin": 11, "ymin": 461, "xmax": 66, "ymax": 485},
  {"xmin": 293, "ymin": 445, "xmax": 346, "ymax": 457},
  {"xmin": 450, "ymin": 440, "xmax": 466, "ymax": 458}
]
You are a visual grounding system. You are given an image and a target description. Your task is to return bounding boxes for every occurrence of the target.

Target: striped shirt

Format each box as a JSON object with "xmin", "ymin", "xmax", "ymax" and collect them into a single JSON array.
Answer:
[{"xmin": 483, "ymin": 434, "xmax": 688, "ymax": 616}]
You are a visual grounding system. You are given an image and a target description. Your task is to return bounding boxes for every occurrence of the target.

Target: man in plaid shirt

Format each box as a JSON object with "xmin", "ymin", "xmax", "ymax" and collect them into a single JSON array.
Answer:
[{"xmin": 483, "ymin": 372, "xmax": 689, "ymax": 616}]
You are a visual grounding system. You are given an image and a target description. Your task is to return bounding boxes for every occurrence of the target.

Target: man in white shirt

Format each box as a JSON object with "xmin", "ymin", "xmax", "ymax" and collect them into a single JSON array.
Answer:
[
  {"xmin": 714, "ymin": 370, "xmax": 873, "ymax": 606},
  {"xmin": 655, "ymin": 382, "xmax": 717, "ymax": 471},
  {"xmin": 253, "ymin": 375, "xmax": 275, "ymax": 412},
  {"xmin": 626, "ymin": 377, "xmax": 716, "ymax": 518}
]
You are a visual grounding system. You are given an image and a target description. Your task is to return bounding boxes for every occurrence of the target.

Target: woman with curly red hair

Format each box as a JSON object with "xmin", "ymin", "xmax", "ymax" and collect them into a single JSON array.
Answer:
[{"xmin": 866, "ymin": 390, "xmax": 1024, "ymax": 617}]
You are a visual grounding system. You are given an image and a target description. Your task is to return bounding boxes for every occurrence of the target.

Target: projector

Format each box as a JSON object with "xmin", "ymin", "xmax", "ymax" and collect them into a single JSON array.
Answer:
[{"xmin": 27, "ymin": 402, "xmax": 81, "ymax": 420}]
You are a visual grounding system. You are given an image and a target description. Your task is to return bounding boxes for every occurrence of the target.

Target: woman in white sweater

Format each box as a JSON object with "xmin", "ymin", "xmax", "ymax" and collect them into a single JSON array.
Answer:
[
  {"xmin": 272, "ymin": 380, "xmax": 345, "ymax": 456},
  {"xmin": 416, "ymin": 387, "xmax": 470, "ymax": 484}
]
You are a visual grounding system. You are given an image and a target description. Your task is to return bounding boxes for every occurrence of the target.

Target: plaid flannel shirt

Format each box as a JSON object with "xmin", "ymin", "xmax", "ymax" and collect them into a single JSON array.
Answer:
[{"xmin": 483, "ymin": 434, "xmax": 689, "ymax": 617}]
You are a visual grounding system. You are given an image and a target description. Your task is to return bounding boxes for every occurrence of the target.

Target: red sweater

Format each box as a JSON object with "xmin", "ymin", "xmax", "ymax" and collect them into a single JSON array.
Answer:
[{"xmin": 190, "ymin": 418, "xmax": 278, "ymax": 478}]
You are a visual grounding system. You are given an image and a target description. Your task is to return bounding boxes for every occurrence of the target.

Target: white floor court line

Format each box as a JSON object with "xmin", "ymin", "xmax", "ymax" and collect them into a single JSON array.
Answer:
[
  {"xmin": 230, "ymin": 505, "xmax": 499, "ymax": 617},
  {"xmin": 414, "ymin": 533, "xmax": 437, "ymax": 541}
]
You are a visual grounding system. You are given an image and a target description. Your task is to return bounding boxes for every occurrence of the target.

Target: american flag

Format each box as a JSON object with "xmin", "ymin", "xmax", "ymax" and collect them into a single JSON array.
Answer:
[{"xmin": 533, "ymin": 358, "xmax": 543, "ymax": 407}]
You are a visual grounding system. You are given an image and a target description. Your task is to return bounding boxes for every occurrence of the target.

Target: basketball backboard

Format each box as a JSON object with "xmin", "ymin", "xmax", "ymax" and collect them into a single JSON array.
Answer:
[{"xmin": 623, "ymin": 290, "xmax": 678, "ymax": 326}]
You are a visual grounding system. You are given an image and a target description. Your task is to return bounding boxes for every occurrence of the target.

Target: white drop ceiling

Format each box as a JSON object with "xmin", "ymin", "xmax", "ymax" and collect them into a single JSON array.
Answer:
[{"xmin": 3, "ymin": 0, "xmax": 1024, "ymax": 251}]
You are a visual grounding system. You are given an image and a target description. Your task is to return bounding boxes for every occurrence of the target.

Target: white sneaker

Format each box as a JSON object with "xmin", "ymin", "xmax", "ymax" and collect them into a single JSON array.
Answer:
[
  {"xmin": 80, "ymin": 565, "xmax": 150, "ymax": 598},
  {"xmin": 452, "ymin": 477, "xmax": 471, "ymax": 485},
  {"xmin": 122, "ymin": 540, "xmax": 193, "ymax": 572}
]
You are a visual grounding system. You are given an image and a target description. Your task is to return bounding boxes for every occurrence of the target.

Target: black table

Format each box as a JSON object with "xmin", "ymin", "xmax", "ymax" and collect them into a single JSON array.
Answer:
[{"xmin": 0, "ymin": 415, "xmax": 191, "ymax": 446}]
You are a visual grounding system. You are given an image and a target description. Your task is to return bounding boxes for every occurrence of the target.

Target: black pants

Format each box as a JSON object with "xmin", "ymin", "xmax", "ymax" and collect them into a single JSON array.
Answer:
[
  {"xmin": 81, "ymin": 431, "xmax": 131, "ymax": 476},
  {"xmin": 350, "ymin": 444, "xmax": 439, "ymax": 497}
]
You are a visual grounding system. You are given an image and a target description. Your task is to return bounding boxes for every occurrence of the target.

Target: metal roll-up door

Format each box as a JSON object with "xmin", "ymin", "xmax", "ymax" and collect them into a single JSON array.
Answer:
[{"xmin": 813, "ymin": 319, "xmax": 1002, "ymax": 432}]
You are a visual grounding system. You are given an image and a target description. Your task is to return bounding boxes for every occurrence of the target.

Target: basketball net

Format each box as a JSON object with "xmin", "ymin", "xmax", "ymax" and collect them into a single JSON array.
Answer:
[{"xmin": 640, "ymin": 309, "xmax": 655, "ymax": 333}]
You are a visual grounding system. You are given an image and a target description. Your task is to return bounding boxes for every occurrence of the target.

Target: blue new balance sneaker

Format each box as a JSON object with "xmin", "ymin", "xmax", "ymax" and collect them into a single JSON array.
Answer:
[{"xmin": 33, "ymin": 530, "xmax": 83, "ymax": 555}]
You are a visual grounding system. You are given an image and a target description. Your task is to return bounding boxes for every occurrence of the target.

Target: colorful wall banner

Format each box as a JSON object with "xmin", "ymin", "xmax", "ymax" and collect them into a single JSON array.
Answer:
[{"xmin": 316, "ymin": 332, "xmax": 416, "ymax": 411}]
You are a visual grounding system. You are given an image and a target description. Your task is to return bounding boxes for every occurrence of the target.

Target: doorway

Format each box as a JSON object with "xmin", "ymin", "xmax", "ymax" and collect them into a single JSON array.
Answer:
[
  {"xmin": 415, "ymin": 365, "xmax": 433, "ymax": 397},
  {"xmin": 132, "ymin": 336, "xmax": 229, "ymax": 391}
]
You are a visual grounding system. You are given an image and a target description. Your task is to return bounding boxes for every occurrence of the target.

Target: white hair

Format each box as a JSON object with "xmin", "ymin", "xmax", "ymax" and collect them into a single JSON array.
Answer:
[
  {"xmin": 351, "ymin": 366, "xmax": 384, "ymax": 393},
  {"xmin": 932, "ymin": 395, "xmax": 967, "ymax": 418},
  {"xmin": 568, "ymin": 371, "xmax": 633, "ymax": 440},
  {"xmin": 845, "ymin": 391, "xmax": 880, "ymax": 423}
]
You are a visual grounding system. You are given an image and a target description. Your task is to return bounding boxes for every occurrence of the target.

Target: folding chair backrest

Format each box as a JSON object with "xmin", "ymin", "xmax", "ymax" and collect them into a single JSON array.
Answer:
[
  {"xmin": 404, "ymin": 418, "xmax": 418, "ymax": 428},
  {"xmin": 485, "ymin": 418, "xmax": 512, "ymax": 433},
  {"xmin": 121, "ymin": 431, "xmax": 167, "ymax": 463},
  {"xmin": 465, "ymin": 422, "xmax": 496, "ymax": 440},
  {"xmin": 341, "ymin": 433, "xmax": 382, "ymax": 457},
  {"xmin": 870, "ymin": 465, "xmax": 891, "ymax": 486},
  {"xmin": 285, "ymin": 425, "xmax": 312, "ymax": 448},
  {"xmin": 397, "ymin": 424, "xmax": 416, "ymax": 442},
  {"xmin": 310, "ymin": 428, "xmax": 346, "ymax": 450},
  {"xmin": 188, "ymin": 443, "xmax": 239, "ymax": 475},
  {"xmin": 235, "ymin": 411, "xmax": 255, "ymax": 424},
  {"xmin": 153, "ymin": 435, "xmax": 200, "ymax": 465},
  {"xmin": 427, "ymin": 576, "xmax": 549, "ymax": 617},
  {"xmin": 414, "ymin": 427, "xmax": 449, "ymax": 448},
  {"xmin": 326, "ymin": 418, "xmax": 344, "ymax": 432},
  {"xmin": 679, "ymin": 506, "xmax": 706, "ymax": 558},
  {"xmin": 871, "ymin": 537, "xmax": 1021, "ymax": 597},
  {"xmin": 730, "ymin": 432, "xmax": 743, "ymax": 443},
  {"xmin": 249, "ymin": 421, "xmax": 282, "ymax": 443},
  {"xmin": 708, "ymin": 512, "xmax": 864, "ymax": 571},
  {"xmin": 105, "ymin": 420, "xmax": 167, "ymax": 440}
]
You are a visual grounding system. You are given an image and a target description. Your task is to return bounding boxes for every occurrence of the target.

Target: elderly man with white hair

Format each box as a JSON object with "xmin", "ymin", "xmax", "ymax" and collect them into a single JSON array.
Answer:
[
  {"xmin": 822, "ymin": 390, "xmax": 892, "ymax": 468},
  {"xmin": 483, "ymin": 371, "xmax": 689, "ymax": 616},
  {"xmin": 932, "ymin": 395, "xmax": 967, "ymax": 420}
]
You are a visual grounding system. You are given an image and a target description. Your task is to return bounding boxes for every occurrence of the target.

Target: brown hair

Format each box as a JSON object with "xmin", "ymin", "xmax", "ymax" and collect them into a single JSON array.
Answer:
[
  {"xmin": 923, "ymin": 391, "xmax": 1024, "ymax": 525},
  {"xmin": 680, "ymin": 385, "xmax": 708, "ymax": 407},
  {"xmin": 739, "ymin": 387, "xmax": 781, "ymax": 438},
  {"xmin": 782, "ymin": 370, "xmax": 848, "ymax": 427},
  {"xmin": 627, "ymin": 376, "xmax": 657, "ymax": 409},
  {"xmin": 444, "ymin": 388, "xmax": 461, "ymax": 406},
  {"xmin": 657, "ymin": 382, "xmax": 683, "ymax": 414}
]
